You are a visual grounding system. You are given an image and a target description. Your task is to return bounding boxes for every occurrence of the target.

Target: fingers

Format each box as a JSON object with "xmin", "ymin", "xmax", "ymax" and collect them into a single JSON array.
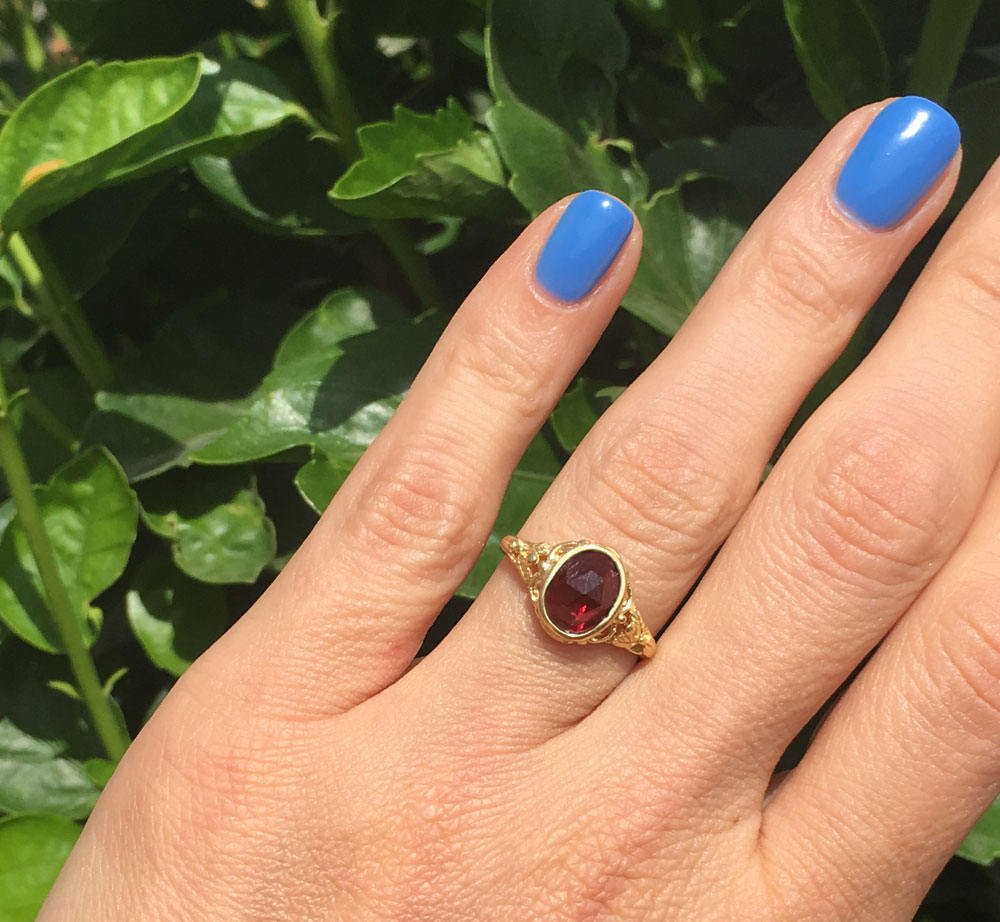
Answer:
[
  {"xmin": 405, "ymin": 98, "xmax": 961, "ymax": 747},
  {"xmin": 185, "ymin": 191, "xmax": 641, "ymax": 718},
  {"xmin": 760, "ymin": 457, "xmax": 1000, "ymax": 921},
  {"xmin": 615, "ymin": 145, "xmax": 1000, "ymax": 806}
]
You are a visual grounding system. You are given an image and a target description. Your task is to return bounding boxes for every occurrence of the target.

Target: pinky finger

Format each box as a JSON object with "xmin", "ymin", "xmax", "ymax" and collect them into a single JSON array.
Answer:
[{"xmin": 760, "ymin": 456, "xmax": 1000, "ymax": 920}]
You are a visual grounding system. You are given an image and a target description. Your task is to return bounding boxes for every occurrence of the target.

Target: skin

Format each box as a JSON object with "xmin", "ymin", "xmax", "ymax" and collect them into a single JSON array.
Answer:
[{"xmin": 39, "ymin": 99, "xmax": 1000, "ymax": 921}]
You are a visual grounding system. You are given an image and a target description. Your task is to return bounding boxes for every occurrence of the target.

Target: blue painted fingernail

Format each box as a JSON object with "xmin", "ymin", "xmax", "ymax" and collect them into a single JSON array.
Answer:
[
  {"xmin": 535, "ymin": 190, "xmax": 634, "ymax": 301},
  {"xmin": 835, "ymin": 96, "xmax": 960, "ymax": 230}
]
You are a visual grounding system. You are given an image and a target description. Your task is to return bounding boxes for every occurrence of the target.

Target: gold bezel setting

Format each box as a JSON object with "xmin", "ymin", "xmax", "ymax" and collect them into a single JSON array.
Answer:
[
  {"xmin": 539, "ymin": 542, "xmax": 627, "ymax": 640},
  {"xmin": 500, "ymin": 536, "xmax": 656, "ymax": 658}
]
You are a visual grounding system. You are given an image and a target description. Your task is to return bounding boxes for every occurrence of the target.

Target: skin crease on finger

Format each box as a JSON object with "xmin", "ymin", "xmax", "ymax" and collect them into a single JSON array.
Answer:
[{"xmin": 38, "ymin": 101, "xmax": 993, "ymax": 922}]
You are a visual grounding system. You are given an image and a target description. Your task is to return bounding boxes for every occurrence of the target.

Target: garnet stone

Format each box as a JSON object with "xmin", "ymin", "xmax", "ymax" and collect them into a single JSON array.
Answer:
[{"xmin": 542, "ymin": 548, "xmax": 622, "ymax": 635}]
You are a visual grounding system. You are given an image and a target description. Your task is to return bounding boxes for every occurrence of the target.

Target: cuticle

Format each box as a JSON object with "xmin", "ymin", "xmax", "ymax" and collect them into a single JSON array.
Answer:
[
  {"xmin": 830, "ymin": 192, "xmax": 892, "ymax": 234},
  {"xmin": 525, "ymin": 256, "xmax": 592, "ymax": 311}
]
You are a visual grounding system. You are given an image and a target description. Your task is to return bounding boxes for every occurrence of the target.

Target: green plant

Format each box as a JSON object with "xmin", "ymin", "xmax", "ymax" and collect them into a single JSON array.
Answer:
[{"xmin": 0, "ymin": 0, "xmax": 998, "ymax": 917}]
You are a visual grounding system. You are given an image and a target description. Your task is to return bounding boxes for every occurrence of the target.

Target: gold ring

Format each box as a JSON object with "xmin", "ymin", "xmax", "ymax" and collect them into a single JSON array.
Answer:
[{"xmin": 500, "ymin": 536, "xmax": 655, "ymax": 659}]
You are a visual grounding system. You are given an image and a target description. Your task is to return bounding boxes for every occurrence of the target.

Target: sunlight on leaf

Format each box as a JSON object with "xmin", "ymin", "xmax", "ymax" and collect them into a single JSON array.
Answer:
[{"xmin": 0, "ymin": 815, "xmax": 80, "ymax": 922}]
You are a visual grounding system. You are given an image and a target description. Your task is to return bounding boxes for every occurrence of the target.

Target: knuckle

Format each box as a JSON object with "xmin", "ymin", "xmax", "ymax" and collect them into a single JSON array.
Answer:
[
  {"xmin": 129, "ymin": 703, "xmax": 282, "ymax": 851},
  {"xmin": 350, "ymin": 753, "xmax": 520, "ymax": 921},
  {"xmin": 581, "ymin": 417, "xmax": 751, "ymax": 558},
  {"xmin": 351, "ymin": 439, "xmax": 485, "ymax": 582},
  {"xmin": 946, "ymin": 242, "xmax": 1000, "ymax": 306},
  {"xmin": 932, "ymin": 566, "xmax": 1000, "ymax": 731},
  {"xmin": 795, "ymin": 420, "xmax": 961, "ymax": 594},
  {"xmin": 529, "ymin": 823, "xmax": 645, "ymax": 922},
  {"xmin": 530, "ymin": 862, "xmax": 644, "ymax": 922},
  {"xmin": 148, "ymin": 679, "xmax": 314, "ymax": 809},
  {"xmin": 936, "ymin": 244, "xmax": 1000, "ymax": 333},
  {"xmin": 752, "ymin": 227, "xmax": 849, "ymax": 336},
  {"xmin": 443, "ymin": 320, "xmax": 548, "ymax": 422}
]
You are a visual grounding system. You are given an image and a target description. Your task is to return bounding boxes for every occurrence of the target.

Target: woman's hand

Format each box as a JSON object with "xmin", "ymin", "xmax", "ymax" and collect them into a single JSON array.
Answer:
[{"xmin": 40, "ymin": 96, "xmax": 1000, "ymax": 921}]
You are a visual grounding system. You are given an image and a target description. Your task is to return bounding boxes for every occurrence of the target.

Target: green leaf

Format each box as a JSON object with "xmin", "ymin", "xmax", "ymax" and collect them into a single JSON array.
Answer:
[
  {"xmin": 485, "ymin": 0, "xmax": 640, "ymax": 214},
  {"xmin": 0, "ymin": 815, "xmax": 80, "ymax": 922},
  {"xmin": 0, "ymin": 447, "xmax": 138, "ymax": 652},
  {"xmin": 330, "ymin": 98, "xmax": 511, "ymax": 218},
  {"xmin": 959, "ymin": 795, "xmax": 1000, "ymax": 866},
  {"xmin": 644, "ymin": 126, "xmax": 819, "ymax": 206},
  {"xmin": 192, "ymin": 314, "xmax": 439, "ymax": 465},
  {"xmin": 82, "ymin": 757, "xmax": 116, "ymax": 789},
  {"xmin": 87, "ymin": 394, "xmax": 243, "ymax": 482},
  {"xmin": 126, "ymin": 553, "xmax": 230, "ymax": 677},
  {"xmin": 0, "ymin": 643, "xmax": 104, "ymax": 820},
  {"xmin": 550, "ymin": 379, "xmax": 617, "ymax": 452},
  {"xmin": 106, "ymin": 58, "xmax": 310, "ymax": 184},
  {"xmin": 138, "ymin": 467, "xmax": 276, "ymax": 585},
  {"xmin": 457, "ymin": 434, "xmax": 560, "ymax": 598},
  {"xmin": 0, "ymin": 56, "xmax": 202, "ymax": 232},
  {"xmin": 488, "ymin": 0, "xmax": 627, "ymax": 142},
  {"xmin": 273, "ymin": 287, "xmax": 410, "ymax": 366},
  {"xmin": 87, "ymin": 291, "xmax": 436, "ymax": 475},
  {"xmin": 191, "ymin": 127, "xmax": 364, "ymax": 237},
  {"xmin": 82, "ymin": 296, "xmax": 291, "ymax": 481},
  {"xmin": 0, "ymin": 721, "xmax": 98, "ymax": 820},
  {"xmin": 487, "ymin": 104, "xmax": 642, "ymax": 215},
  {"xmin": 783, "ymin": 0, "xmax": 890, "ymax": 122},
  {"xmin": 294, "ymin": 450, "xmax": 359, "ymax": 514},
  {"xmin": 949, "ymin": 77, "xmax": 1000, "ymax": 215},
  {"xmin": 626, "ymin": 183, "xmax": 749, "ymax": 334}
]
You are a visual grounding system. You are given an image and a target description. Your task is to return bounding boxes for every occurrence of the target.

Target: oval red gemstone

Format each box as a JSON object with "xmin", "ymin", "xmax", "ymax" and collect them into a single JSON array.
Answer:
[{"xmin": 543, "ymin": 549, "xmax": 621, "ymax": 635}]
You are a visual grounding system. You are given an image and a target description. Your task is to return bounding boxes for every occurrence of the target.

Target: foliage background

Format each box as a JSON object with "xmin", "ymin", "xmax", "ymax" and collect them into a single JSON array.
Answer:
[{"xmin": 0, "ymin": 0, "xmax": 998, "ymax": 917}]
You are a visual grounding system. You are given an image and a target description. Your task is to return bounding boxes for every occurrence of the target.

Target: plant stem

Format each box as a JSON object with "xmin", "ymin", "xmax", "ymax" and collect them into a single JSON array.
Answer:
[
  {"xmin": 25, "ymin": 392, "xmax": 79, "ymax": 451},
  {"xmin": 7, "ymin": 0, "xmax": 46, "ymax": 85},
  {"xmin": 281, "ymin": 0, "xmax": 442, "ymax": 311},
  {"xmin": 0, "ymin": 369, "xmax": 129, "ymax": 761},
  {"xmin": 371, "ymin": 219, "xmax": 442, "ymax": 312},
  {"xmin": 6, "ymin": 230, "xmax": 113, "ymax": 390},
  {"xmin": 281, "ymin": 0, "xmax": 359, "ymax": 161},
  {"xmin": 1, "ymin": 362, "xmax": 79, "ymax": 450},
  {"xmin": 908, "ymin": 0, "xmax": 983, "ymax": 101}
]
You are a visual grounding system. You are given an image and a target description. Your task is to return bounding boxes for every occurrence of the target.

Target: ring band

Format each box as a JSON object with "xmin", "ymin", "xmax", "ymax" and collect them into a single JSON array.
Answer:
[{"xmin": 500, "ymin": 536, "xmax": 656, "ymax": 659}]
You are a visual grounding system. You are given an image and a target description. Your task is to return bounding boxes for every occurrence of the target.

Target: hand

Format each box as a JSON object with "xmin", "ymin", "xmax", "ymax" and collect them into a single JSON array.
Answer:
[{"xmin": 40, "ymin": 96, "xmax": 1000, "ymax": 921}]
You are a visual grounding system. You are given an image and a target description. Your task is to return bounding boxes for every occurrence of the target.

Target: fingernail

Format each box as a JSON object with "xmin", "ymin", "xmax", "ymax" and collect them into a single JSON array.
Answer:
[
  {"xmin": 535, "ymin": 190, "xmax": 634, "ymax": 301},
  {"xmin": 835, "ymin": 96, "xmax": 960, "ymax": 230}
]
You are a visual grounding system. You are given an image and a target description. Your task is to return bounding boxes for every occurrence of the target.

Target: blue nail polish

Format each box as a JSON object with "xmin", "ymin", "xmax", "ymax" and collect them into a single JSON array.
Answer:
[
  {"xmin": 535, "ymin": 190, "xmax": 634, "ymax": 301},
  {"xmin": 835, "ymin": 96, "xmax": 960, "ymax": 230}
]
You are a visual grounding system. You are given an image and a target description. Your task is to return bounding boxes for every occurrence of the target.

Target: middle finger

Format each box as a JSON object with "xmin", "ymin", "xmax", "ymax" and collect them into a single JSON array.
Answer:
[{"xmin": 398, "ymin": 97, "xmax": 961, "ymax": 748}]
